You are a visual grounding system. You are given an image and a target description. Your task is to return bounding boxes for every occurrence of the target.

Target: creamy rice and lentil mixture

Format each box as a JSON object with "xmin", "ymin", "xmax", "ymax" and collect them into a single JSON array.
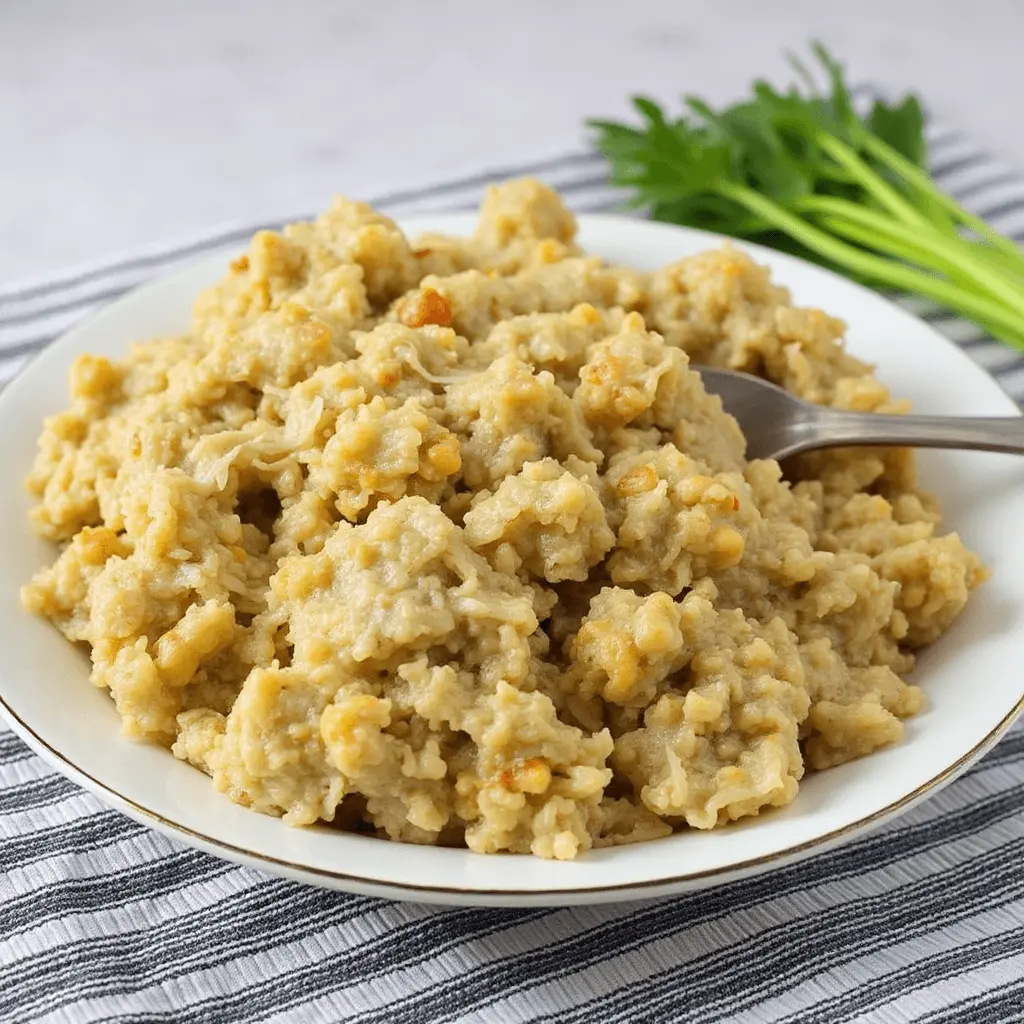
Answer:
[{"xmin": 22, "ymin": 180, "xmax": 985, "ymax": 859}]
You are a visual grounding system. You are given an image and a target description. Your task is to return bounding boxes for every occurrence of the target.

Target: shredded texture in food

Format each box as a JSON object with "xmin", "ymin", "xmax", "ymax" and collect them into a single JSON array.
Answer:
[{"xmin": 22, "ymin": 179, "xmax": 986, "ymax": 859}]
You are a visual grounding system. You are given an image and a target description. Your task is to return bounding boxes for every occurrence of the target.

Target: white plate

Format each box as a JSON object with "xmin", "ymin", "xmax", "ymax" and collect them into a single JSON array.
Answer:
[{"xmin": 1, "ymin": 215, "xmax": 1022, "ymax": 907}]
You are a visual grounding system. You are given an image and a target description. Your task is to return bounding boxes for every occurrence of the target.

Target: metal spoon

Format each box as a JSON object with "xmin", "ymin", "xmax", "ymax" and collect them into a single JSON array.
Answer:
[{"xmin": 697, "ymin": 367, "xmax": 1024, "ymax": 462}]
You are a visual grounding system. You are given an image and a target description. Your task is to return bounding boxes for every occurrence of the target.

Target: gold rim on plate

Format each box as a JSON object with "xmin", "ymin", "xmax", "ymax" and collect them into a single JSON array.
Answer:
[{"xmin": 1, "ymin": 689, "xmax": 1020, "ymax": 899}]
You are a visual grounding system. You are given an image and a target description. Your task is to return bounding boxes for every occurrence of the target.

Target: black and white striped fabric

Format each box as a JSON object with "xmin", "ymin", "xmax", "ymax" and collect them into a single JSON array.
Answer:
[{"xmin": 1, "ymin": 122, "xmax": 1023, "ymax": 1024}]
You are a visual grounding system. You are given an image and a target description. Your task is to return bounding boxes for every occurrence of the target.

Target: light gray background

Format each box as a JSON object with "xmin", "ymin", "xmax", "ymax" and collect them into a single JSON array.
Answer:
[{"xmin": 2, "ymin": 0, "xmax": 1022, "ymax": 282}]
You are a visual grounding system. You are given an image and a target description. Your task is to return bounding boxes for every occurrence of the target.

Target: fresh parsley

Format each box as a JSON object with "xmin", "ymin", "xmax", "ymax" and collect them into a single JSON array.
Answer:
[{"xmin": 589, "ymin": 44, "xmax": 1024, "ymax": 350}]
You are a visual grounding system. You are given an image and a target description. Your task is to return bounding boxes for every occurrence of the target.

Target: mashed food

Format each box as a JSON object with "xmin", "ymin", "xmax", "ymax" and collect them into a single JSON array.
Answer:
[{"xmin": 22, "ymin": 180, "xmax": 985, "ymax": 859}]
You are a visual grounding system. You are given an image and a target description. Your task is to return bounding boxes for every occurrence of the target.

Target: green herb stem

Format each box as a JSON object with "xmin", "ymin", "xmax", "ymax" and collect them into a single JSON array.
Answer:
[
  {"xmin": 967, "ymin": 241, "xmax": 1024, "ymax": 282},
  {"xmin": 717, "ymin": 182, "xmax": 1024, "ymax": 349},
  {"xmin": 809, "ymin": 130, "xmax": 930, "ymax": 228},
  {"xmin": 858, "ymin": 132, "xmax": 1024, "ymax": 262},
  {"xmin": 815, "ymin": 216, "xmax": 1024, "ymax": 346},
  {"xmin": 797, "ymin": 196, "xmax": 1024, "ymax": 315},
  {"xmin": 814, "ymin": 213, "xmax": 975, "ymax": 285}
]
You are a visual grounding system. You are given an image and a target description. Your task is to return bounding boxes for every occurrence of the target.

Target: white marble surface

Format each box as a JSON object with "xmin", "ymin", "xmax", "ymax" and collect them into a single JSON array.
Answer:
[{"xmin": 2, "ymin": 0, "xmax": 1023, "ymax": 283}]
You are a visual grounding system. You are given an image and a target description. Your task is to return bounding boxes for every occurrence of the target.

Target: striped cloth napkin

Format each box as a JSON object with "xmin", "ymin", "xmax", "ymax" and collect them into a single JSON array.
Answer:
[{"xmin": 1, "ymin": 120, "xmax": 1022, "ymax": 1024}]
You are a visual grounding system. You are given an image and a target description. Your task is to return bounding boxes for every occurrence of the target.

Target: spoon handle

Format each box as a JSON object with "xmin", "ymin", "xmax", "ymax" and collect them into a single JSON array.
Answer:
[{"xmin": 808, "ymin": 409, "xmax": 1024, "ymax": 455}]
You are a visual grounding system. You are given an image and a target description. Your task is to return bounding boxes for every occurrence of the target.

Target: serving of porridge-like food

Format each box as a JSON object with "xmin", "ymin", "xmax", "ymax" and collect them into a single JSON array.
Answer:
[{"xmin": 22, "ymin": 180, "xmax": 986, "ymax": 859}]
